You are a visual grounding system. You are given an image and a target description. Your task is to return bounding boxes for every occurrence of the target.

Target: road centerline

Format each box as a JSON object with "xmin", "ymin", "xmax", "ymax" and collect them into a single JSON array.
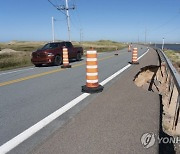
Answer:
[{"xmin": 0, "ymin": 55, "xmax": 114, "ymax": 87}]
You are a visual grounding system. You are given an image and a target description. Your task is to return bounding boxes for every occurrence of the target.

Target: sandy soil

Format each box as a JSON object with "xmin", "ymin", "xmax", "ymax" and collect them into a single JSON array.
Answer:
[
  {"xmin": 0, "ymin": 48, "xmax": 21, "ymax": 54},
  {"xmin": 134, "ymin": 65, "xmax": 180, "ymax": 136}
]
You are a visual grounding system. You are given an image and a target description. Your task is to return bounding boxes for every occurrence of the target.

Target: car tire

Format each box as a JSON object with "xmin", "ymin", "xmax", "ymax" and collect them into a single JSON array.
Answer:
[
  {"xmin": 54, "ymin": 55, "xmax": 62, "ymax": 66},
  {"xmin": 76, "ymin": 53, "xmax": 81, "ymax": 61}
]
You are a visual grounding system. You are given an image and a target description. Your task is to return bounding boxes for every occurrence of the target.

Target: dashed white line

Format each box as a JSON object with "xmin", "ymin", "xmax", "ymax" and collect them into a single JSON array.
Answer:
[
  {"xmin": 138, "ymin": 49, "xmax": 149, "ymax": 60},
  {"xmin": 0, "ymin": 68, "xmax": 35, "ymax": 76}
]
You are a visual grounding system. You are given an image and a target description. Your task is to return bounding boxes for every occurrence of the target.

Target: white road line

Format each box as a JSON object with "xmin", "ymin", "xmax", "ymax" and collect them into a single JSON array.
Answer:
[
  {"xmin": 137, "ymin": 49, "xmax": 149, "ymax": 60},
  {"xmin": 100, "ymin": 49, "xmax": 149, "ymax": 86},
  {"xmin": 0, "ymin": 68, "xmax": 34, "ymax": 76},
  {"xmin": 100, "ymin": 64, "xmax": 131, "ymax": 86},
  {"xmin": 0, "ymin": 49, "xmax": 149, "ymax": 154},
  {"xmin": 0, "ymin": 93, "xmax": 90, "ymax": 154}
]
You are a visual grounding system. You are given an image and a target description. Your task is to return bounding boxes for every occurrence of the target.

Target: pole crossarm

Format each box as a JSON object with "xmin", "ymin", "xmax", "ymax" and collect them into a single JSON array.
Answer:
[
  {"xmin": 57, "ymin": 5, "xmax": 75, "ymax": 10},
  {"xmin": 48, "ymin": 0, "xmax": 75, "ymax": 42}
]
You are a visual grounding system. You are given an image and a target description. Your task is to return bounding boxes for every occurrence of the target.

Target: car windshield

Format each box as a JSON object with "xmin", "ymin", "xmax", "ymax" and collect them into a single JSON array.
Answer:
[{"xmin": 41, "ymin": 43, "xmax": 59, "ymax": 50}]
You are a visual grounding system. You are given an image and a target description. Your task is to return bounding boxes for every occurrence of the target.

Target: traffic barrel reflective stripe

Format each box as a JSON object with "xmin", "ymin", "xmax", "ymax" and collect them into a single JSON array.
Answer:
[
  {"xmin": 61, "ymin": 47, "xmax": 71, "ymax": 68},
  {"xmin": 130, "ymin": 48, "xmax": 139, "ymax": 64},
  {"xmin": 128, "ymin": 45, "xmax": 131, "ymax": 52},
  {"xmin": 132, "ymin": 48, "xmax": 137, "ymax": 62},
  {"xmin": 86, "ymin": 50, "xmax": 98, "ymax": 87},
  {"xmin": 82, "ymin": 48, "xmax": 103, "ymax": 93}
]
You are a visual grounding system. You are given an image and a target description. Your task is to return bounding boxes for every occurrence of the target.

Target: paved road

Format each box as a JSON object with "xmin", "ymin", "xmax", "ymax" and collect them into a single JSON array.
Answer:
[
  {"xmin": 31, "ymin": 47, "xmax": 160, "ymax": 154},
  {"xmin": 0, "ymin": 45, "xmax": 148, "ymax": 153}
]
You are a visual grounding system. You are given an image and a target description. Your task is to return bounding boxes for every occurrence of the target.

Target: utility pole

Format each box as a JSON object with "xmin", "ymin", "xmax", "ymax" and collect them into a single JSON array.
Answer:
[
  {"xmin": 162, "ymin": 38, "xmax": 165, "ymax": 51},
  {"xmin": 58, "ymin": 0, "xmax": 75, "ymax": 42},
  {"xmin": 52, "ymin": 17, "xmax": 55, "ymax": 42},
  {"xmin": 65, "ymin": 0, "xmax": 71, "ymax": 41},
  {"xmin": 48, "ymin": 0, "xmax": 75, "ymax": 42},
  {"xmin": 145, "ymin": 28, "xmax": 147, "ymax": 44},
  {"xmin": 80, "ymin": 29, "xmax": 83, "ymax": 44}
]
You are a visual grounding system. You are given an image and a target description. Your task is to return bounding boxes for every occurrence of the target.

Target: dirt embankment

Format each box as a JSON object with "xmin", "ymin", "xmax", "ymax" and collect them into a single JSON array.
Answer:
[{"xmin": 134, "ymin": 64, "xmax": 179, "ymax": 136}]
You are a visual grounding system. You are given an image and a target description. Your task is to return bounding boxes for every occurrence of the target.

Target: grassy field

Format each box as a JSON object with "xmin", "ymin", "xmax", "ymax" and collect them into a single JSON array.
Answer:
[
  {"xmin": 0, "ymin": 52, "xmax": 32, "ymax": 70},
  {"xmin": 164, "ymin": 50, "xmax": 180, "ymax": 73},
  {"xmin": 74, "ymin": 40, "xmax": 127, "ymax": 52},
  {"xmin": 0, "ymin": 41, "xmax": 45, "ymax": 71},
  {"xmin": 0, "ymin": 40, "xmax": 127, "ymax": 71},
  {"xmin": 0, "ymin": 41, "xmax": 45, "ymax": 52}
]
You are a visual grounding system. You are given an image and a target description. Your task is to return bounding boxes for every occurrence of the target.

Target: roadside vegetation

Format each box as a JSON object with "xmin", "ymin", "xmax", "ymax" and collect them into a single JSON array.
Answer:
[
  {"xmin": 164, "ymin": 50, "xmax": 180, "ymax": 73},
  {"xmin": 0, "ymin": 40, "xmax": 127, "ymax": 71},
  {"xmin": 0, "ymin": 41, "xmax": 45, "ymax": 71},
  {"xmin": 0, "ymin": 41, "xmax": 45, "ymax": 52},
  {"xmin": 0, "ymin": 52, "xmax": 31, "ymax": 71},
  {"xmin": 74, "ymin": 40, "xmax": 127, "ymax": 52}
]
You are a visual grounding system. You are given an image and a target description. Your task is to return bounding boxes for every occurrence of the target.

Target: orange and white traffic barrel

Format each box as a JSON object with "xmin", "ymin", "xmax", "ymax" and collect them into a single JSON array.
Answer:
[
  {"xmin": 114, "ymin": 47, "xmax": 118, "ymax": 56},
  {"xmin": 82, "ymin": 48, "xmax": 103, "ymax": 93},
  {"xmin": 130, "ymin": 48, "xmax": 139, "ymax": 64},
  {"xmin": 128, "ymin": 45, "xmax": 131, "ymax": 52},
  {"xmin": 61, "ymin": 46, "xmax": 71, "ymax": 68}
]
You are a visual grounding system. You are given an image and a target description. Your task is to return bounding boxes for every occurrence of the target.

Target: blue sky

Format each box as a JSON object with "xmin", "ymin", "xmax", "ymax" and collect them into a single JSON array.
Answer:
[{"xmin": 0, "ymin": 0, "xmax": 180, "ymax": 43}]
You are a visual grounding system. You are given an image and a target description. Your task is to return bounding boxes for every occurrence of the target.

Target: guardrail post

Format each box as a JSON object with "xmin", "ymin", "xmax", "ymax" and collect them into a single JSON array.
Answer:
[
  {"xmin": 165, "ymin": 67, "xmax": 169, "ymax": 83},
  {"xmin": 168, "ymin": 81, "xmax": 175, "ymax": 107},
  {"xmin": 172, "ymin": 95, "xmax": 180, "ymax": 130}
]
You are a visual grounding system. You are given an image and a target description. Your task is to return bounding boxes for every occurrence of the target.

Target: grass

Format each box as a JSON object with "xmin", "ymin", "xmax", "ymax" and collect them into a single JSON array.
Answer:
[
  {"xmin": 74, "ymin": 40, "xmax": 127, "ymax": 52},
  {"xmin": 0, "ymin": 41, "xmax": 45, "ymax": 52},
  {"xmin": 0, "ymin": 40, "xmax": 127, "ymax": 71},
  {"xmin": 0, "ymin": 52, "xmax": 32, "ymax": 71},
  {"xmin": 164, "ymin": 50, "xmax": 180, "ymax": 72}
]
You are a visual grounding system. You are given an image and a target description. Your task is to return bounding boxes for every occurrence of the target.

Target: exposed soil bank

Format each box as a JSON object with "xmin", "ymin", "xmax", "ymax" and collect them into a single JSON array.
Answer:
[
  {"xmin": 134, "ymin": 64, "xmax": 179, "ymax": 136},
  {"xmin": 134, "ymin": 64, "xmax": 180, "ymax": 153}
]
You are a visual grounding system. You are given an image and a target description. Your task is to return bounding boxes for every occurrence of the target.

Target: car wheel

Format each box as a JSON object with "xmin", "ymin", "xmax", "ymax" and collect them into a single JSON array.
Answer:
[
  {"xmin": 54, "ymin": 55, "xmax": 62, "ymax": 66},
  {"xmin": 76, "ymin": 53, "xmax": 81, "ymax": 61}
]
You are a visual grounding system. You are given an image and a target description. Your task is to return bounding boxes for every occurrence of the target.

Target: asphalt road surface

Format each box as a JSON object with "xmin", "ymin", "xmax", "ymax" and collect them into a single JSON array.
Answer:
[{"xmin": 0, "ymin": 45, "xmax": 148, "ymax": 154}]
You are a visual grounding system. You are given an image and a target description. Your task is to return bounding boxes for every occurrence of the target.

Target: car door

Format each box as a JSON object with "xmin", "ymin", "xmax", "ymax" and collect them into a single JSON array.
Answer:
[
  {"xmin": 65, "ymin": 42, "xmax": 75, "ymax": 59},
  {"xmin": 52, "ymin": 43, "xmax": 60, "ymax": 55}
]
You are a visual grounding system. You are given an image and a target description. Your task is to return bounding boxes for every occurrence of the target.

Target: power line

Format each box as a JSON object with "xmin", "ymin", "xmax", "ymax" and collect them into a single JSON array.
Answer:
[
  {"xmin": 48, "ymin": 0, "xmax": 67, "ymax": 16},
  {"xmin": 51, "ymin": 16, "xmax": 66, "ymax": 42},
  {"xmin": 70, "ymin": 5, "xmax": 82, "ymax": 30},
  {"xmin": 69, "ymin": 0, "xmax": 84, "ymax": 42},
  {"xmin": 48, "ymin": 0, "xmax": 75, "ymax": 41}
]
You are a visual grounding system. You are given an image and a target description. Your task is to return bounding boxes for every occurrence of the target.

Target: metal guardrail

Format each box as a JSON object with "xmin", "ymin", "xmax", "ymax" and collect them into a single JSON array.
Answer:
[{"xmin": 156, "ymin": 48, "xmax": 180, "ymax": 130}]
